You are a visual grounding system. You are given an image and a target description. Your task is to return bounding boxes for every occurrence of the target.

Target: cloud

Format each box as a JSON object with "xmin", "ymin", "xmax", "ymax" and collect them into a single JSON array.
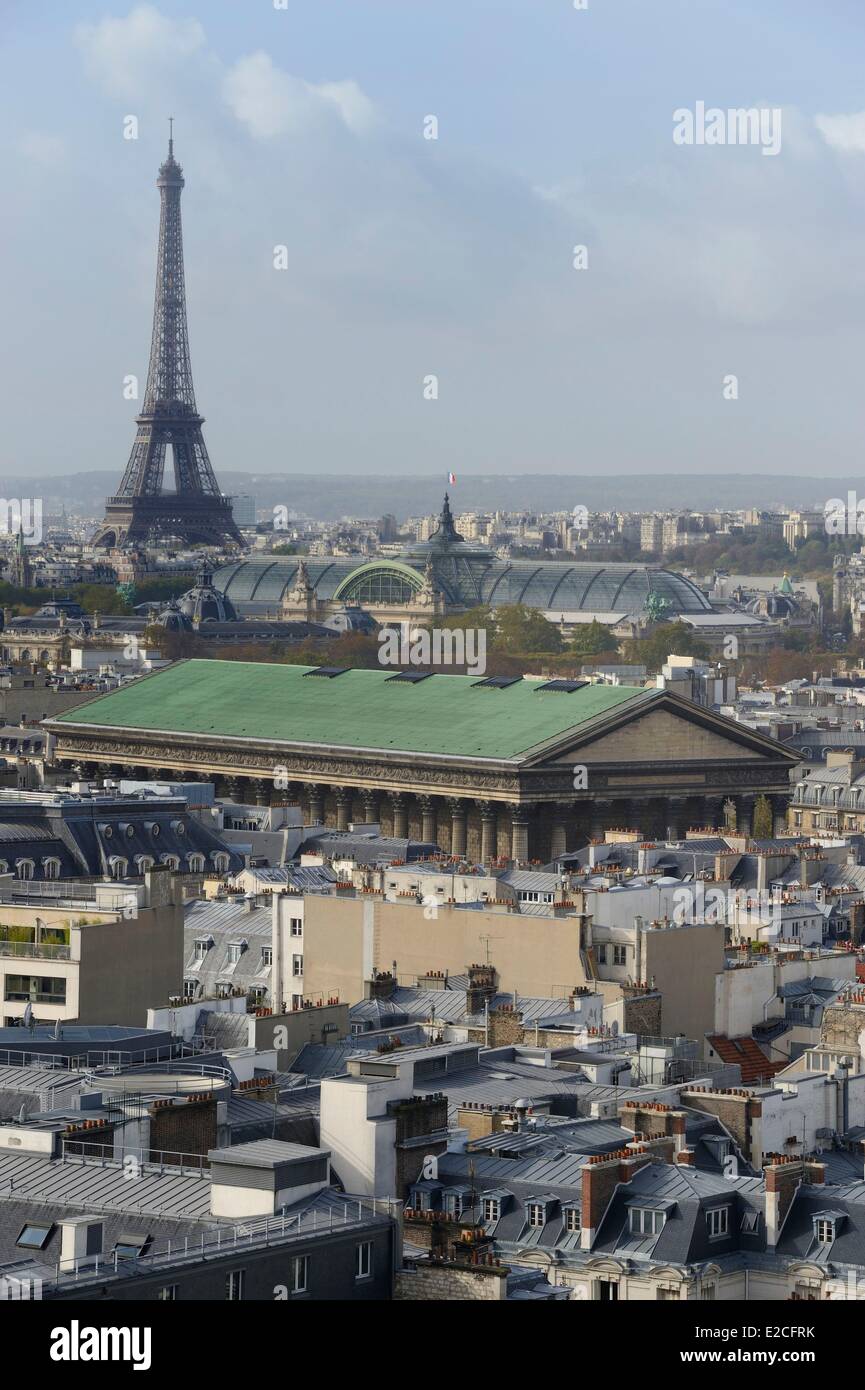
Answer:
[
  {"xmin": 815, "ymin": 111, "xmax": 865, "ymax": 154},
  {"xmin": 17, "ymin": 132, "xmax": 67, "ymax": 167},
  {"xmin": 223, "ymin": 53, "xmax": 375, "ymax": 139},
  {"xmin": 75, "ymin": 4, "xmax": 207, "ymax": 99},
  {"xmin": 76, "ymin": 7, "xmax": 375, "ymax": 144}
]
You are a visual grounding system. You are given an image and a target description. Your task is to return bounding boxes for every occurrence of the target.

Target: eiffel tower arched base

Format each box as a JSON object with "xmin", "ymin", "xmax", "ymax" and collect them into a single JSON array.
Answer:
[{"xmin": 92, "ymin": 494, "xmax": 243, "ymax": 549}]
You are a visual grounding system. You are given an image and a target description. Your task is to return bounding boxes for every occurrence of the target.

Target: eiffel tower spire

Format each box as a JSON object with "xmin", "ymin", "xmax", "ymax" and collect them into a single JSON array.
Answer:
[{"xmin": 93, "ymin": 128, "xmax": 243, "ymax": 549}]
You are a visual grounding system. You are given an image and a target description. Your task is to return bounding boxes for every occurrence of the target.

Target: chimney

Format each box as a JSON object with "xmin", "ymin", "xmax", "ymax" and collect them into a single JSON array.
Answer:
[
  {"xmin": 465, "ymin": 963, "xmax": 497, "ymax": 1016},
  {"xmin": 59, "ymin": 1216, "xmax": 103, "ymax": 1272},
  {"xmin": 763, "ymin": 1155, "xmax": 805, "ymax": 1248},
  {"xmin": 364, "ymin": 970, "xmax": 396, "ymax": 1000},
  {"xmin": 580, "ymin": 1147, "xmax": 657, "ymax": 1251},
  {"xmin": 620, "ymin": 1101, "xmax": 688, "ymax": 1154}
]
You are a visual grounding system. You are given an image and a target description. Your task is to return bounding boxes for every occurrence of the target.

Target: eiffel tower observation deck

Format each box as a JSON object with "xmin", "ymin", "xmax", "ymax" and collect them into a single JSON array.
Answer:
[{"xmin": 93, "ymin": 126, "xmax": 243, "ymax": 549}]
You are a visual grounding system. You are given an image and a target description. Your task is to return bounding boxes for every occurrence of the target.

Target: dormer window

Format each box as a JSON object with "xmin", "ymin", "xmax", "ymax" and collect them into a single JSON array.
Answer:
[
  {"xmin": 482, "ymin": 1196, "xmax": 501, "ymax": 1223},
  {"xmin": 42, "ymin": 857, "xmax": 61, "ymax": 880},
  {"xmin": 630, "ymin": 1207, "xmax": 665, "ymax": 1236},
  {"xmin": 813, "ymin": 1212, "xmax": 844, "ymax": 1245},
  {"xmin": 706, "ymin": 1206, "xmax": 729, "ymax": 1239},
  {"xmin": 410, "ymin": 1184, "xmax": 440, "ymax": 1212},
  {"xmin": 563, "ymin": 1205, "xmax": 581, "ymax": 1232},
  {"xmin": 226, "ymin": 941, "xmax": 247, "ymax": 965},
  {"xmin": 703, "ymin": 1135, "xmax": 731, "ymax": 1164},
  {"xmin": 15, "ymin": 859, "xmax": 34, "ymax": 881},
  {"xmin": 527, "ymin": 1202, "xmax": 546, "ymax": 1228},
  {"xmin": 193, "ymin": 936, "xmax": 213, "ymax": 962}
]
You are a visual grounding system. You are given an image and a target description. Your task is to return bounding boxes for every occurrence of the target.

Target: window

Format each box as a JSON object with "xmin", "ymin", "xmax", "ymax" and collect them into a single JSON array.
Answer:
[
  {"xmin": 355, "ymin": 1241, "xmax": 373, "ymax": 1281},
  {"xmin": 482, "ymin": 1197, "xmax": 501, "ymax": 1223},
  {"xmin": 657, "ymin": 1287, "xmax": 679, "ymax": 1301},
  {"xmin": 16, "ymin": 1222, "xmax": 54, "ymax": 1250},
  {"xmin": 290, "ymin": 918, "xmax": 303, "ymax": 937},
  {"xmin": 629, "ymin": 1207, "xmax": 665, "ymax": 1236},
  {"xmin": 42, "ymin": 858, "xmax": 61, "ymax": 880},
  {"xmin": 134, "ymin": 855, "xmax": 154, "ymax": 873},
  {"xmin": 212, "ymin": 853, "xmax": 230, "ymax": 873},
  {"xmin": 706, "ymin": 1207, "xmax": 729, "ymax": 1239},
  {"xmin": 741, "ymin": 1209, "xmax": 761, "ymax": 1234},
  {"xmin": 15, "ymin": 859, "xmax": 34, "ymax": 881},
  {"xmin": 260, "ymin": 946, "xmax": 272, "ymax": 967},
  {"xmin": 701, "ymin": 1284, "xmax": 716, "ymax": 1300},
  {"xmin": 613, "ymin": 945, "xmax": 627, "ymax": 967},
  {"xmin": 596, "ymin": 945, "xmax": 607, "ymax": 964},
  {"xmin": 5, "ymin": 975, "xmax": 66, "ymax": 1005},
  {"xmin": 599, "ymin": 1280, "xmax": 619, "ymax": 1301},
  {"xmin": 157, "ymin": 1285, "xmax": 178, "ymax": 1301},
  {"xmin": 563, "ymin": 1207, "xmax": 581, "ymax": 1232},
  {"xmin": 226, "ymin": 1269, "xmax": 245, "ymax": 1301},
  {"xmin": 109, "ymin": 856, "xmax": 128, "ymax": 880},
  {"xmin": 292, "ymin": 955, "xmax": 303, "ymax": 977},
  {"xmin": 161, "ymin": 854, "xmax": 180, "ymax": 871},
  {"xmin": 527, "ymin": 1203, "xmax": 546, "ymax": 1228},
  {"xmin": 183, "ymin": 979, "xmax": 198, "ymax": 1000},
  {"xmin": 444, "ymin": 1192, "xmax": 464, "ymax": 1218},
  {"xmin": 226, "ymin": 942, "xmax": 244, "ymax": 965},
  {"xmin": 194, "ymin": 938, "xmax": 212, "ymax": 962},
  {"xmin": 291, "ymin": 1255, "xmax": 308, "ymax": 1293},
  {"xmin": 113, "ymin": 1233, "xmax": 151, "ymax": 1260},
  {"xmin": 187, "ymin": 853, "xmax": 205, "ymax": 873},
  {"xmin": 815, "ymin": 1219, "xmax": 835, "ymax": 1244}
]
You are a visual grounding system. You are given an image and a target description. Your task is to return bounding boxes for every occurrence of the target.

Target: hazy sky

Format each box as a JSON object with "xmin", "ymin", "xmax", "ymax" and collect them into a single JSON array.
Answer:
[{"xmin": 2, "ymin": 0, "xmax": 865, "ymax": 482}]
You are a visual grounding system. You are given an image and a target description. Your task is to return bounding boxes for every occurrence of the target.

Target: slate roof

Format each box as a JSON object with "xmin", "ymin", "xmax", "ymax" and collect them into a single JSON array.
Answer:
[
  {"xmin": 0, "ymin": 790, "xmax": 243, "ymax": 883},
  {"xmin": 183, "ymin": 898, "xmax": 272, "ymax": 1003}
]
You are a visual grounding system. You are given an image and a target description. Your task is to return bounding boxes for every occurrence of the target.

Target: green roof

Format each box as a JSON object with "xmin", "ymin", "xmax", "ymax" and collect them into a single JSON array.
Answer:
[{"xmin": 51, "ymin": 661, "xmax": 648, "ymax": 761}]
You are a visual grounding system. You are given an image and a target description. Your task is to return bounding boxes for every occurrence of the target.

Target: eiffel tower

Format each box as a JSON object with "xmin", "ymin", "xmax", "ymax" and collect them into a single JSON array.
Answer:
[{"xmin": 93, "ymin": 125, "xmax": 243, "ymax": 549}]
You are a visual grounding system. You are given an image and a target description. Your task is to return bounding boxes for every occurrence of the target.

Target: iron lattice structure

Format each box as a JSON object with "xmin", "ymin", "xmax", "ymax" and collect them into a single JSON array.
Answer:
[{"xmin": 93, "ymin": 133, "xmax": 243, "ymax": 549}]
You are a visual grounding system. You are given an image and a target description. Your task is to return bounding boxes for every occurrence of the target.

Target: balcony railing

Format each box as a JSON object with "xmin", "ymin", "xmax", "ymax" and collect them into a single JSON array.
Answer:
[{"xmin": 0, "ymin": 939, "xmax": 71, "ymax": 960}]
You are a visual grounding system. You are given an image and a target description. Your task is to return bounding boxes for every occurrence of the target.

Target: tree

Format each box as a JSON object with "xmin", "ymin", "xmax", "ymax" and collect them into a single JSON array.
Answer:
[
  {"xmin": 622, "ymin": 621, "xmax": 708, "ymax": 673},
  {"xmin": 751, "ymin": 794, "xmax": 774, "ymax": 840},
  {"xmin": 492, "ymin": 604, "xmax": 563, "ymax": 654},
  {"xmin": 569, "ymin": 619, "xmax": 613, "ymax": 658}
]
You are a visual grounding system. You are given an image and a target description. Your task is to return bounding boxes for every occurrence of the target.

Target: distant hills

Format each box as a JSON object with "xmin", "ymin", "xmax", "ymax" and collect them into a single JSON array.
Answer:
[{"xmin": 1, "ymin": 470, "xmax": 845, "ymax": 522}]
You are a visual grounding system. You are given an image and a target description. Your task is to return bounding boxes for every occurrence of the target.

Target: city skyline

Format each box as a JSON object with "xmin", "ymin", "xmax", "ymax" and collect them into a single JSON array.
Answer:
[{"xmin": 2, "ymin": 0, "xmax": 865, "ymax": 481}]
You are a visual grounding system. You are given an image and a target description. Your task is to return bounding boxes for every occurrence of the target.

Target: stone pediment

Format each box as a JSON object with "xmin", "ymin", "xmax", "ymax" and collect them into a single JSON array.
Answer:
[{"xmin": 528, "ymin": 693, "xmax": 798, "ymax": 770}]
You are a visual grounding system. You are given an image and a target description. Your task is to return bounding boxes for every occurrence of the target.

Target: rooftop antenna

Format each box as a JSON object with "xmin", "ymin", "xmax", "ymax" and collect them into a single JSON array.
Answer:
[
  {"xmin": 168, "ymin": 116, "xmax": 174, "ymax": 157},
  {"xmin": 478, "ymin": 933, "xmax": 501, "ymax": 966}
]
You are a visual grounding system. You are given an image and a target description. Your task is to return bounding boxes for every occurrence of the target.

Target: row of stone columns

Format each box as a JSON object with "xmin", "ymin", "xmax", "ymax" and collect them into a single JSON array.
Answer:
[{"xmin": 63, "ymin": 761, "xmax": 790, "ymax": 862}]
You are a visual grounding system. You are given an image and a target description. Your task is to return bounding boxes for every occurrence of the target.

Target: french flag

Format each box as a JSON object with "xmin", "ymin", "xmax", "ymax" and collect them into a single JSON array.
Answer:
[{"xmin": 448, "ymin": 471, "xmax": 456, "ymax": 485}]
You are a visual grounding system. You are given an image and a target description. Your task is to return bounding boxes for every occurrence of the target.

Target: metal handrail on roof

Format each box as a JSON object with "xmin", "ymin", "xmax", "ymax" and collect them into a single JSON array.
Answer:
[{"xmin": 36, "ymin": 1194, "xmax": 400, "ymax": 1290}]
